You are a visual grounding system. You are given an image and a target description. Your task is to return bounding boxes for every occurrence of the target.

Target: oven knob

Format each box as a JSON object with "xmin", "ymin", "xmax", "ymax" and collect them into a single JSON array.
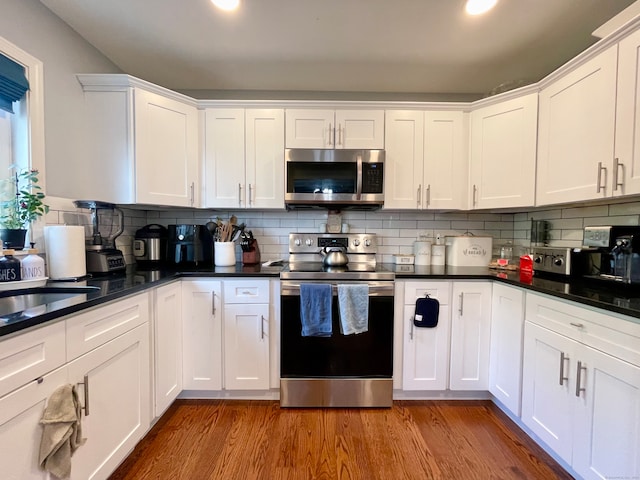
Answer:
[
  {"xmin": 305, "ymin": 238, "xmax": 313, "ymax": 247},
  {"xmin": 353, "ymin": 239, "xmax": 360, "ymax": 247},
  {"xmin": 294, "ymin": 238, "xmax": 301, "ymax": 246},
  {"xmin": 534, "ymin": 255, "xmax": 543, "ymax": 264},
  {"xmin": 554, "ymin": 257, "xmax": 564, "ymax": 267},
  {"xmin": 364, "ymin": 238, "xmax": 371, "ymax": 247}
]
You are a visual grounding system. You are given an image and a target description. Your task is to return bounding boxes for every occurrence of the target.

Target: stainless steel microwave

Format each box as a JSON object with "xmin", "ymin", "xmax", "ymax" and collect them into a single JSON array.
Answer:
[{"xmin": 284, "ymin": 149, "xmax": 385, "ymax": 209}]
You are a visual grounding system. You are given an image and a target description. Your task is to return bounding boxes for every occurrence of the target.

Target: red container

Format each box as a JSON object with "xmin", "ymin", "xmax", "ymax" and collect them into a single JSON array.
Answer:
[{"xmin": 519, "ymin": 254, "xmax": 533, "ymax": 283}]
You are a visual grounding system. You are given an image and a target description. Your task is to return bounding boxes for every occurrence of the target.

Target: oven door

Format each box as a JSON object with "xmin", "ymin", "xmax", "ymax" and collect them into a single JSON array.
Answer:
[{"xmin": 280, "ymin": 280, "xmax": 394, "ymax": 407}]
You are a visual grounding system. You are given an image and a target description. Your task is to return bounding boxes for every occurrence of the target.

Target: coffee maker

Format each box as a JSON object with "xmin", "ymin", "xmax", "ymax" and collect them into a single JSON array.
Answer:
[{"xmin": 582, "ymin": 225, "xmax": 640, "ymax": 283}]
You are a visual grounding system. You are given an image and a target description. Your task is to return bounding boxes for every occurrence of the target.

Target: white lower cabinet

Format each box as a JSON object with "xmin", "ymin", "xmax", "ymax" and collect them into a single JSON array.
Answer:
[
  {"xmin": 182, "ymin": 280, "xmax": 223, "ymax": 390},
  {"xmin": 450, "ymin": 282, "xmax": 492, "ymax": 390},
  {"xmin": 67, "ymin": 323, "xmax": 150, "ymax": 480},
  {"xmin": 153, "ymin": 281, "xmax": 183, "ymax": 417},
  {"xmin": 489, "ymin": 283, "xmax": 524, "ymax": 416},
  {"xmin": 522, "ymin": 293, "xmax": 640, "ymax": 480},
  {"xmin": 0, "ymin": 366, "xmax": 68, "ymax": 479},
  {"xmin": 401, "ymin": 281, "xmax": 451, "ymax": 390},
  {"xmin": 223, "ymin": 280, "xmax": 270, "ymax": 390}
]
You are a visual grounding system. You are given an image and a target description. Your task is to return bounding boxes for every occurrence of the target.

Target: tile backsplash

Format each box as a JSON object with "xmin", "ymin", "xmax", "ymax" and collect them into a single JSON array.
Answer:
[{"xmin": 41, "ymin": 196, "xmax": 640, "ymax": 265}]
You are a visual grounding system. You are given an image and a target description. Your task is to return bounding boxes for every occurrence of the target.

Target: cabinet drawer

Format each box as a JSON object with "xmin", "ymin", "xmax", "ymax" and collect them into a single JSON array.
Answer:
[
  {"xmin": 403, "ymin": 281, "xmax": 451, "ymax": 305},
  {"xmin": 66, "ymin": 292, "xmax": 150, "ymax": 361},
  {"xmin": 0, "ymin": 321, "xmax": 66, "ymax": 398},
  {"xmin": 525, "ymin": 292, "xmax": 640, "ymax": 366},
  {"xmin": 223, "ymin": 280, "xmax": 270, "ymax": 304}
]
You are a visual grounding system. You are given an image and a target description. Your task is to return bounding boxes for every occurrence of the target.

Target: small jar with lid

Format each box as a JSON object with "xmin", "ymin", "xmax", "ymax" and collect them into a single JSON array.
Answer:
[
  {"xmin": 0, "ymin": 249, "xmax": 21, "ymax": 282},
  {"xmin": 21, "ymin": 248, "xmax": 46, "ymax": 280}
]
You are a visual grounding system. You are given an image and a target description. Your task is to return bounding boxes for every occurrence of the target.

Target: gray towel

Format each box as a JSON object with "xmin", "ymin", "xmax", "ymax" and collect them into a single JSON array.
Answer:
[
  {"xmin": 338, "ymin": 284, "xmax": 369, "ymax": 335},
  {"xmin": 300, "ymin": 283, "xmax": 333, "ymax": 336},
  {"xmin": 39, "ymin": 384, "xmax": 85, "ymax": 479}
]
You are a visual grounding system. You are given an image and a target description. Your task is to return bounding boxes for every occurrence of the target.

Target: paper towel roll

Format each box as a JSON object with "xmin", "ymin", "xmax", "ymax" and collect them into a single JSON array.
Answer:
[{"xmin": 44, "ymin": 226, "xmax": 87, "ymax": 279}]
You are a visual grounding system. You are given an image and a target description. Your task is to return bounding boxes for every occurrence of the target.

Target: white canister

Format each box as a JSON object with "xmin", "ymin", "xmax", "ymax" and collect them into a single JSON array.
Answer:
[
  {"xmin": 21, "ymin": 249, "xmax": 46, "ymax": 280},
  {"xmin": 431, "ymin": 244, "xmax": 446, "ymax": 266},
  {"xmin": 413, "ymin": 240, "xmax": 432, "ymax": 265},
  {"xmin": 214, "ymin": 241, "xmax": 236, "ymax": 266}
]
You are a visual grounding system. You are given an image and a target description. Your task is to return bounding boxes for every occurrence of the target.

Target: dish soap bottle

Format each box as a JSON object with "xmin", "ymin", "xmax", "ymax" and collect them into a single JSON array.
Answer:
[
  {"xmin": 0, "ymin": 249, "xmax": 22, "ymax": 282},
  {"xmin": 21, "ymin": 247, "xmax": 46, "ymax": 280}
]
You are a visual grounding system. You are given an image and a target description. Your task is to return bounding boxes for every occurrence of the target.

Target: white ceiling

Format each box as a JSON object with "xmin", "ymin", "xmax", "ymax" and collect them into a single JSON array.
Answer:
[{"xmin": 40, "ymin": 0, "xmax": 636, "ymax": 99}]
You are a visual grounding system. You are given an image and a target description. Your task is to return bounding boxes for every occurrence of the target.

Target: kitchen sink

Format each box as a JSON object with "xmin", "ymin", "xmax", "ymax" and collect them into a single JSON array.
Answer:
[{"xmin": 0, "ymin": 286, "xmax": 100, "ymax": 323}]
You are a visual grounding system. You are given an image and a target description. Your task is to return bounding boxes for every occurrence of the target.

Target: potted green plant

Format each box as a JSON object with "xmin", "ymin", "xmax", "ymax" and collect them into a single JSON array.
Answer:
[{"xmin": 0, "ymin": 168, "xmax": 49, "ymax": 250}]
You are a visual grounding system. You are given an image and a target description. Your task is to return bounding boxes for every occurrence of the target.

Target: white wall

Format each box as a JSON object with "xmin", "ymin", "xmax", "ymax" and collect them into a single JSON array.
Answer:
[{"xmin": 0, "ymin": 0, "xmax": 121, "ymax": 199}]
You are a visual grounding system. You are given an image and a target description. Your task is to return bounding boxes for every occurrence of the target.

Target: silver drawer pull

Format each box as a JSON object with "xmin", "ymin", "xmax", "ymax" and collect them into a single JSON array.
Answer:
[
  {"xmin": 410, "ymin": 316, "xmax": 414, "ymax": 340},
  {"xmin": 559, "ymin": 352, "xmax": 569, "ymax": 386},
  {"xmin": 569, "ymin": 322, "xmax": 584, "ymax": 329},
  {"xmin": 78, "ymin": 374, "xmax": 90, "ymax": 416},
  {"xmin": 575, "ymin": 361, "xmax": 587, "ymax": 397}
]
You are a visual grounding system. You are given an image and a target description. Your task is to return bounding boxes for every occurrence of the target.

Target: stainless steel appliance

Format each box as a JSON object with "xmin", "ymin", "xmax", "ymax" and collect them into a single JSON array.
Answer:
[
  {"xmin": 284, "ymin": 149, "xmax": 384, "ymax": 209},
  {"xmin": 280, "ymin": 233, "xmax": 394, "ymax": 407},
  {"xmin": 167, "ymin": 224, "xmax": 213, "ymax": 266},
  {"xmin": 73, "ymin": 200, "xmax": 126, "ymax": 274},
  {"xmin": 531, "ymin": 246, "xmax": 574, "ymax": 276},
  {"xmin": 133, "ymin": 224, "xmax": 168, "ymax": 267},
  {"xmin": 581, "ymin": 225, "xmax": 640, "ymax": 283}
]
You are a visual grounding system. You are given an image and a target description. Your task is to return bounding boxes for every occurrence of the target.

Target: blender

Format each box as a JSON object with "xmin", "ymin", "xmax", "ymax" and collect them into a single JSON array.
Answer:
[{"xmin": 74, "ymin": 200, "xmax": 126, "ymax": 274}]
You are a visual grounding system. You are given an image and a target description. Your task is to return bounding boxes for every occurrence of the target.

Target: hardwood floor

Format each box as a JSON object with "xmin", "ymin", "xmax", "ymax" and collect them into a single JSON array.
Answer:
[{"xmin": 109, "ymin": 400, "xmax": 573, "ymax": 480}]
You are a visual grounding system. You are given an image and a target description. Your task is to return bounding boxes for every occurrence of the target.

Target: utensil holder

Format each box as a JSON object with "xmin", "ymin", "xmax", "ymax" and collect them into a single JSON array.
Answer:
[{"xmin": 214, "ymin": 242, "xmax": 236, "ymax": 266}]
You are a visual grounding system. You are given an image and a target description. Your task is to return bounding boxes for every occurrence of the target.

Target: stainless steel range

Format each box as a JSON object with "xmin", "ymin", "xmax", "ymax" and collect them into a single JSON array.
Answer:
[{"xmin": 280, "ymin": 233, "xmax": 395, "ymax": 407}]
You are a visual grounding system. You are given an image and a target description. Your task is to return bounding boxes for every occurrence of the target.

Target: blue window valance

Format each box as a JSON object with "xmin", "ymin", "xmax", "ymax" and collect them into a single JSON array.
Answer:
[{"xmin": 0, "ymin": 54, "xmax": 29, "ymax": 114}]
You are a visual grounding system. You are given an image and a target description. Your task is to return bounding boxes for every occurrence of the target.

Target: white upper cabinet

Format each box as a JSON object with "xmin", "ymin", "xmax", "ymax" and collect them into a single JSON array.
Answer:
[
  {"xmin": 384, "ymin": 110, "xmax": 467, "ymax": 210},
  {"xmin": 615, "ymin": 28, "xmax": 640, "ymax": 196},
  {"xmin": 285, "ymin": 109, "xmax": 384, "ymax": 149},
  {"xmin": 204, "ymin": 108, "xmax": 285, "ymax": 209},
  {"xmin": 469, "ymin": 93, "xmax": 538, "ymax": 209},
  {"xmin": 77, "ymin": 75, "xmax": 199, "ymax": 207},
  {"xmin": 536, "ymin": 46, "xmax": 618, "ymax": 205}
]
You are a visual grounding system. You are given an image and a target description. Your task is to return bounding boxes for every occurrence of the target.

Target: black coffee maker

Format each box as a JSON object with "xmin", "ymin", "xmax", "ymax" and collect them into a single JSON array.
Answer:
[{"xmin": 167, "ymin": 225, "xmax": 213, "ymax": 267}]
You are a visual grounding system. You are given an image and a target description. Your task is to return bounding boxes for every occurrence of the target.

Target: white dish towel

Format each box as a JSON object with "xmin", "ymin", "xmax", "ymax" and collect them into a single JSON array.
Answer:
[{"xmin": 337, "ymin": 284, "xmax": 369, "ymax": 335}]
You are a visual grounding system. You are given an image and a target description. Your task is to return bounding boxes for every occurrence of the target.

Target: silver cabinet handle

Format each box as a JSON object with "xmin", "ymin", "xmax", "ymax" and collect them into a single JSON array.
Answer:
[
  {"xmin": 238, "ymin": 183, "xmax": 243, "ymax": 207},
  {"xmin": 559, "ymin": 352, "xmax": 569, "ymax": 386},
  {"xmin": 78, "ymin": 374, "xmax": 90, "ymax": 416},
  {"xmin": 190, "ymin": 182, "xmax": 195, "ymax": 206},
  {"xmin": 575, "ymin": 361, "xmax": 587, "ymax": 397},
  {"xmin": 458, "ymin": 293, "xmax": 464, "ymax": 316},
  {"xmin": 248, "ymin": 184, "xmax": 253, "ymax": 207},
  {"xmin": 328, "ymin": 123, "xmax": 333, "ymax": 146},
  {"xmin": 613, "ymin": 157, "xmax": 624, "ymax": 191},
  {"xmin": 338, "ymin": 124, "xmax": 343, "ymax": 146},
  {"xmin": 410, "ymin": 316, "xmax": 415, "ymax": 340},
  {"xmin": 426, "ymin": 184, "xmax": 431, "ymax": 207},
  {"xmin": 570, "ymin": 322, "xmax": 584, "ymax": 329},
  {"xmin": 417, "ymin": 184, "xmax": 422, "ymax": 208},
  {"xmin": 211, "ymin": 291, "xmax": 217, "ymax": 315},
  {"xmin": 596, "ymin": 162, "xmax": 607, "ymax": 193},
  {"xmin": 260, "ymin": 315, "xmax": 266, "ymax": 340},
  {"xmin": 472, "ymin": 185, "xmax": 478, "ymax": 207}
]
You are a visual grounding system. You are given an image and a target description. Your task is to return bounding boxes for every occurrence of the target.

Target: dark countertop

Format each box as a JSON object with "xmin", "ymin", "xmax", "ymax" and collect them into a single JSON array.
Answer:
[{"xmin": 2, "ymin": 261, "xmax": 640, "ymax": 339}]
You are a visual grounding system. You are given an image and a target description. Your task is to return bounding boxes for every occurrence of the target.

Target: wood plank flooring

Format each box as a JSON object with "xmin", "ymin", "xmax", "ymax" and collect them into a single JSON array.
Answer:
[{"xmin": 109, "ymin": 400, "xmax": 573, "ymax": 480}]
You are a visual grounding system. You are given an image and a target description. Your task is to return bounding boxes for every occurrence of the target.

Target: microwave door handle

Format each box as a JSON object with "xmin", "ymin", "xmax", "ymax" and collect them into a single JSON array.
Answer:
[{"xmin": 356, "ymin": 154, "xmax": 363, "ymax": 200}]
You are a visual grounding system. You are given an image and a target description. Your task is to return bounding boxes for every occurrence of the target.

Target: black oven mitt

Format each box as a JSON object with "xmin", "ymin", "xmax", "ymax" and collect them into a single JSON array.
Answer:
[{"xmin": 414, "ymin": 295, "xmax": 439, "ymax": 328}]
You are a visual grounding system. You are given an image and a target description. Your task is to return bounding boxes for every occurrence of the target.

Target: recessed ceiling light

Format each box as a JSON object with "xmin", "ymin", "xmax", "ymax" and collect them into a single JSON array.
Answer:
[
  {"xmin": 211, "ymin": 0, "xmax": 240, "ymax": 11},
  {"xmin": 465, "ymin": 0, "xmax": 498, "ymax": 15}
]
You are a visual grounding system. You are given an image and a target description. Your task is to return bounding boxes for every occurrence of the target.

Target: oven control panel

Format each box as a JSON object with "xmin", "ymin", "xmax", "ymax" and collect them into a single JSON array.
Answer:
[{"xmin": 289, "ymin": 233, "xmax": 377, "ymax": 254}]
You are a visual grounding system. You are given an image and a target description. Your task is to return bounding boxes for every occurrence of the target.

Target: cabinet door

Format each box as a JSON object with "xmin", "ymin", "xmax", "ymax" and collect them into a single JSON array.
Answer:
[
  {"xmin": 470, "ymin": 93, "xmax": 537, "ymax": 209},
  {"xmin": 424, "ymin": 110, "xmax": 467, "ymax": 209},
  {"xmin": 536, "ymin": 46, "xmax": 617, "ymax": 205},
  {"xmin": 0, "ymin": 367, "xmax": 68, "ymax": 480},
  {"xmin": 335, "ymin": 109, "xmax": 384, "ymax": 149},
  {"xmin": 223, "ymin": 304, "xmax": 270, "ymax": 390},
  {"xmin": 521, "ymin": 322, "xmax": 575, "ymax": 464},
  {"xmin": 450, "ymin": 282, "xmax": 492, "ymax": 390},
  {"xmin": 285, "ymin": 109, "xmax": 334, "ymax": 148},
  {"xmin": 489, "ymin": 283, "xmax": 524, "ymax": 416},
  {"xmin": 133, "ymin": 88, "xmax": 198, "ymax": 207},
  {"xmin": 154, "ymin": 282, "xmax": 182, "ymax": 417},
  {"xmin": 203, "ymin": 108, "xmax": 246, "ymax": 208},
  {"xmin": 245, "ymin": 109, "xmax": 285, "ymax": 208},
  {"xmin": 67, "ymin": 323, "xmax": 150, "ymax": 480},
  {"xmin": 615, "ymin": 28, "xmax": 640, "ymax": 197},
  {"xmin": 384, "ymin": 110, "xmax": 424, "ymax": 209},
  {"xmin": 573, "ymin": 345, "xmax": 640, "ymax": 480},
  {"xmin": 401, "ymin": 281, "xmax": 451, "ymax": 390},
  {"xmin": 182, "ymin": 280, "xmax": 222, "ymax": 390}
]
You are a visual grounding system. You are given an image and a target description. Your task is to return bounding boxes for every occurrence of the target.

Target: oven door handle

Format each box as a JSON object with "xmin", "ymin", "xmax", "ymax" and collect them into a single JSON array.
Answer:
[{"xmin": 280, "ymin": 281, "xmax": 394, "ymax": 296}]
